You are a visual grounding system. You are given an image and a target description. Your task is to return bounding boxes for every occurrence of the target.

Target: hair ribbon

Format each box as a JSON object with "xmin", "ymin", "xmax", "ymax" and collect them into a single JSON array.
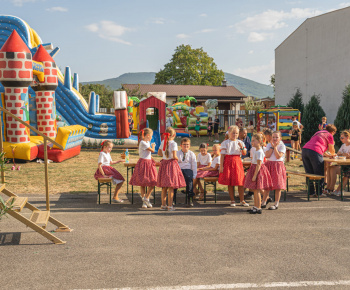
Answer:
[{"xmin": 163, "ymin": 133, "xmax": 170, "ymax": 151}]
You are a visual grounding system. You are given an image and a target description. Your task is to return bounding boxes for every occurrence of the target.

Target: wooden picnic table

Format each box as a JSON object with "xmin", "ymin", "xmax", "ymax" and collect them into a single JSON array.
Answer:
[{"xmin": 324, "ymin": 157, "xmax": 350, "ymax": 201}]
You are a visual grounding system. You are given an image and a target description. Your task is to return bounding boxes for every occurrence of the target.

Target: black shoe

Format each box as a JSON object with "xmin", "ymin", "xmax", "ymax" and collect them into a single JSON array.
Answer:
[
  {"xmin": 266, "ymin": 197, "xmax": 272, "ymax": 205},
  {"xmin": 261, "ymin": 204, "xmax": 266, "ymax": 209},
  {"xmin": 268, "ymin": 205, "xmax": 278, "ymax": 210},
  {"xmin": 250, "ymin": 208, "xmax": 262, "ymax": 214}
]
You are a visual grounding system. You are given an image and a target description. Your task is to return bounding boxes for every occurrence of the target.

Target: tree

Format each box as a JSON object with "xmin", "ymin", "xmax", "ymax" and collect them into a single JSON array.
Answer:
[
  {"xmin": 301, "ymin": 94, "xmax": 326, "ymax": 144},
  {"xmin": 120, "ymin": 84, "xmax": 147, "ymax": 101},
  {"xmin": 270, "ymin": 74, "xmax": 275, "ymax": 96},
  {"xmin": 154, "ymin": 44, "xmax": 224, "ymax": 86},
  {"xmin": 334, "ymin": 84, "xmax": 350, "ymax": 148},
  {"xmin": 79, "ymin": 83, "xmax": 114, "ymax": 108},
  {"xmin": 244, "ymin": 96, "xmax": 264, "ymax": 126},
  {"xmin": 287, "ymin": 88, "xmax": 304, "ymax": 117}
]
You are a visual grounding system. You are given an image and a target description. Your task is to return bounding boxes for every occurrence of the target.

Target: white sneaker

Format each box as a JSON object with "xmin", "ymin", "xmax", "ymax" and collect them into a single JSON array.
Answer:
[
  {"xmin": 142, "ymin": 202, "xmax": 147, "ymax": 208},
  {"xmin": 230, "ymin": 202, "xmax": 236, "ymax": 207},
  {"xmin": 160, "ymin": 205, "xmax": 167, "ymax": 210},
  {"xmin": 332, "ymin": 191, "xmax": 341, "ymax": 196},
  {"xmin": 239, "ymin": 201, "xmax": 250, "ymax": 207},
  {"xmin": 144, "ymin": 199, "xmax": 153, "ymax": 208},
  {"xmin": 167, "ymin": 206, "xmax": 176, "ymax": 211}
]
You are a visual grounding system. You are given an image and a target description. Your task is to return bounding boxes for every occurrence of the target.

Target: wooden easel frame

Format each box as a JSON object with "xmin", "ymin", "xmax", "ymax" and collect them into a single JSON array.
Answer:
[{"xmin": 0, "ymin": 106, "xmax": 73, "ymax": 244}]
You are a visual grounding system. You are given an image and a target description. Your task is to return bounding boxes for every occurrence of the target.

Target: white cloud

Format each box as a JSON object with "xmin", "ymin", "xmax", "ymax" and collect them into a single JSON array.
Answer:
[
  {"xmin": 176, "ymin": 33, "xmax": 190, "ymax": 39},
  {"xmin": 197, "ymin": 29, "xmax": 215, "ymax": 33},
  {"xmin": 233, "ymin": 60, "xmax": 275, "ymax": 84},
  {"xmin": 85, "ymin": 21, "xmax": 133, "ymax": 45},
  {"xmin": 149, "ymin": 17, "xmax": 165, "ymax": 24},
  {"xmin": 199, "ymin": 13, "xmax": 207, "ymax": 17},
  {"xmin": 248, "ymin": 50, "xmax": 254, "ymax": 54},
  {"xmin": 248, "ymin": 32, "xmax": 273, "ymax": 42},
  {"xmin": 235, "ymin": 8, "xmax": 323, "ymax": 33},
  {"xmin": 11, "ymin": 0, "xmax": 37, "ymax": 6},
  {"xmin": 46, "ymin": 6, "xmax": 68, "ymax": 12}
]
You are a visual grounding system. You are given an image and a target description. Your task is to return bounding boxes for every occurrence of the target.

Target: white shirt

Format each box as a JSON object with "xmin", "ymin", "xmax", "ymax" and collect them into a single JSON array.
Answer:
[
  {"xmin": 338, "ymin": 144, "xmax": 350, "ymax": 154},
  {"xmin": 211, "ymin": 156, "xmax": 221, "ymax": 170},
  {"xmin": 252, "ymin": 148, "xmax": 265, "ymax": 165},
  {"xmin": 220, "ymin": 139, "xmax": 246, "ymax": 155},
  {"xmin": 139, "ymin": 140, "xmax": 152, "ymax": 159},
  {"xmin": 197, "ymin": 153, "xmax": 212, "ymax": 165},
  {"xmin": 177, "ymin": 150, "xmax": 197, "ymax": 178},
  {"xmin": 160, "ymin": 140, "xmax": 178, "ymax": 160},
  {"xmin": 265, "ymin": 141, "xmax": 286, "ymax": 162},
  {"xmin": 98, "ymin": 151, "xmax": 112, "ymax": 166}
]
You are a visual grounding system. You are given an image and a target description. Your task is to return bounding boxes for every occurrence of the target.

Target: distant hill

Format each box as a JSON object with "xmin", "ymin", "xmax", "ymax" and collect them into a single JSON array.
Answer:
[{"xmin": 82, "ymin": 72, "xmax": 274, "ymax": 98}]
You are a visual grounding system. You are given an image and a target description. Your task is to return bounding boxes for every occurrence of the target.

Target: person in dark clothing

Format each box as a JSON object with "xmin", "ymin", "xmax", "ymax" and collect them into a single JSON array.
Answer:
[{"xmin": 239, "ymin": 128, "xmax": 252, "ymax": 158}]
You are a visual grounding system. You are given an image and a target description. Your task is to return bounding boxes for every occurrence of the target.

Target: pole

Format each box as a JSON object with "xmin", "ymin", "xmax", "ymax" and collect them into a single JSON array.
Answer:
[{"xmin": 44, "ymin": 138, "xmax": 50, "ymax": 211}]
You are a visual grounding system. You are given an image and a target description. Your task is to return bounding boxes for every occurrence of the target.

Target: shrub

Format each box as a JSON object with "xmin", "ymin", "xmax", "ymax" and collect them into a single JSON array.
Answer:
[
  {"xmin": 301, "ymin": 94, "xmax": 326, "ymax": 144},
  {"xmin": 334, "ymin": 84, "xmax": 350, "ymax": 148},
  {"xmin": 287, "ymin": 88, "xmax": 304, "ymax": 117}
]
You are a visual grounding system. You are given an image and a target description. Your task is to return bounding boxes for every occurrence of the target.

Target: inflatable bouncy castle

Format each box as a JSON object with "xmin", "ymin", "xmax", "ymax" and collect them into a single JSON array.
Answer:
[{"xmin": 0, "ymin": 15, "xmax": 137, "ymax": 161}]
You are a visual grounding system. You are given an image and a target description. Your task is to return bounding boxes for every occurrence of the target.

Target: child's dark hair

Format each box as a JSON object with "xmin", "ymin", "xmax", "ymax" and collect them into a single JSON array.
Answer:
[
  {"xmin": 181, "ymin": 137, "xmax": 191, "ymax": 144},
  {"xmin": 199, "ymin": 143, "xmax": 208, "ymax": 149},
  {"xmin": 208, "ymin": 117, "xmax": 212, "ymax": 121},
  {"xmin": 263, "ymin": 128, "xmax": 273, "ymax": 136}
]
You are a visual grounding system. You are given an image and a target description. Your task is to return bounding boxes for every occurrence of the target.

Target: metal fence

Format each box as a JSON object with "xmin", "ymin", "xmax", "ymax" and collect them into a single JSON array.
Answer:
[
  {"xmin": 217, "ymin": 110, "xmax": 256, "ymax": 130},
  {"xmin": 99, "ymin": 108, "xmax": 115, "ymax": 114}
]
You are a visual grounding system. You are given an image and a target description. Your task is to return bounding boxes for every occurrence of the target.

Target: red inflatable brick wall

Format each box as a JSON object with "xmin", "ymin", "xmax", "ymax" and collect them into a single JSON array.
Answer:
[{"xmin": 37, "ymin": 145, "xmax": 81, "ymax": 163}]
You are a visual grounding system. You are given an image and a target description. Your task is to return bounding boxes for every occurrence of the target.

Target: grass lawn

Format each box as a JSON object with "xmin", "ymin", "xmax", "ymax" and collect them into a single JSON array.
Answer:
[{"xmin": 4, "ymin": 134, "xmax": 307, "ymax": 196}]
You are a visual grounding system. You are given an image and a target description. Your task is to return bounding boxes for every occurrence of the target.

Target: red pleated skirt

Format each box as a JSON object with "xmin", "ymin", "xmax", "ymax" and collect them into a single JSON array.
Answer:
[
  {"xmin": 130, "ymin": 158, "xmax": 158, "ymax": 187},
  {"xmin": 201, "ymin": 170, "xmax": 219, "ymax": 178},
  {"xmin": 244, "ymin": 164, "xmax": 273, "ymax": 190},
  {"xmin": 94, "ymin": 166, "xmax": 125, "ymax": 184},
  {"xmin": 196, "ymin": 164, "xmax": 209, "ymax": 178},
  {"xmin": 157, "ymin": 159, "xmax": 186, "ymax": 189},
  {"xmin": 218, "ymin": 155, "xmax": 245, "ymax": 186},
  {"xmin": 265, "ymin": 161, "xmax": 287, "ymax": 190}
]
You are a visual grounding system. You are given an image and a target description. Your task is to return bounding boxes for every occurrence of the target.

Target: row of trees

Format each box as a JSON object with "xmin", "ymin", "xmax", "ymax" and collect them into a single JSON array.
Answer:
[{"xmin": 286, "ymin": 85, "xmax": 350, "ymax": 147}]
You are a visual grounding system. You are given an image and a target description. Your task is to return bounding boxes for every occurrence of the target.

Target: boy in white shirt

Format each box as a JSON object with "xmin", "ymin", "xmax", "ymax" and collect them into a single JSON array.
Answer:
[{"xmin": 175, "ymin": 138, "xmax": 197, "ymax": 207}]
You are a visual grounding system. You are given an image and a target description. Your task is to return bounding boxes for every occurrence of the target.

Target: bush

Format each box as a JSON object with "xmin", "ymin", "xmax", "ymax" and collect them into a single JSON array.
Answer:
[
  {"xmin": 301, "ymin": 94, "xmax": 326, "ymax": 144},
  {"xmin": 334, "ymin": 84, "xmax": 350, "ymax": 148},
  {"xmin": 287, "ymin": 88, "xmax": 304, "ymax": 117}
]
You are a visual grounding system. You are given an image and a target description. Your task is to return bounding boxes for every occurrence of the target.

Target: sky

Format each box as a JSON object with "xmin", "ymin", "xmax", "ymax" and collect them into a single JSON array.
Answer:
[{"xmin": 1, "ymin": 0, "xmax": 350, "ymax": 84}]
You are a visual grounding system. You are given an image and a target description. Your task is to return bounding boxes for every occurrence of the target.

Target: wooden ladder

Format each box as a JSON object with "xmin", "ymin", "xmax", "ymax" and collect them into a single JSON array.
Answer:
[{"xmin": 1, "ymin": 186, "xmax": 72, "ymax": 245}]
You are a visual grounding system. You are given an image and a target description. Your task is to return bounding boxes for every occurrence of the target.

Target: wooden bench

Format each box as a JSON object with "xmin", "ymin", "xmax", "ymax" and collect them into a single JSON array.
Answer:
[
  {"xmin": 285, "ymin": 147, "xmax": 302, "ymax": 162},
  {"xmin": 203, "ymin": 177, "xmax": 219, "ymax": 203},
  {"xmin": 286, "ymin": 171, "xmax": 324, "ymax": 201},
  {"xmin": 97, "ymin": 178, "xmax": 112, "ymax": 204}
]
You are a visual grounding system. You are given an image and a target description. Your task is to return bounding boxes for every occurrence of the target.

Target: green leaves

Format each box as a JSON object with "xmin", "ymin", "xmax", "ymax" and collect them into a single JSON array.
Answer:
[
  {"xmin": 287, "ymin": 88, "xmax": 304, "ymax": 116},
  {"xmin": 334, "ymin": 84, "xmax": 350, "ymax": 147},
  {"xmin": 301, "ymin": 94, "xmax": 326, "ymax": 144},
  {"xmin": 154, "ymin": 44, "xmax": 225, "ymax": 86},
  {"xmin": 79, "ymin": 83, "xmax": 114, "ymax": 108}
]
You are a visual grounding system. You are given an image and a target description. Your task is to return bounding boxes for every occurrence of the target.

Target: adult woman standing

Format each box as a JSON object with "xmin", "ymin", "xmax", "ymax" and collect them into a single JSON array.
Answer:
[{"xmin": 302, "ymin": 124, "xmax": 337, "ymax": 195}]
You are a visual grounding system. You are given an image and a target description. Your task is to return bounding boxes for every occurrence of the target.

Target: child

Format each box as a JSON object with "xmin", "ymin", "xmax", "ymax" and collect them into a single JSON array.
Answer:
[
  {"xmin": 263, "ymin": 131, "xmax": 287, "ymax": 210},
  {"xmin": 208, "ymin": 117, "xmax": 213, "ymax": 142},
  {"xmin": 195, "ymin": 144, "xmax": 221, "ymax": 200},
  {"xmin": 157, "ymin": 127, "xmax": 186, "ymax": 211},
  {"xmin": 94, "ymin": 140, "xmax": 125, "ymax": 203},
  {"xmin": 214, "ymin": 115, "xmax": 220, "ymax": 142},
  {"xmin": 195, "ymin": 117, "xmax": 201, "ymax": 138},
  {"xmin": 244, "ymin": 134, "xmax": 273, "ymax": 214},
  {"xmin": 129, "ymin": 128, "xmax": 157, "ymax": 208},
  {"xmin": 289, "ymin": 122, "xmax": 301, "ymax": 159},
  {"xmin": 193, "ymin": 143, "xmax": 212, "ymax": 199},
  {"xmin": 318, "ymin": 116, "xmax": 327, "ymax": 131},
  {"xmin": 175, "ymin": 138, "xmax": 197, "ymax": 207},
  {"xmin": 219, "ymin": 125, "xmax": 249, "ymax": 207},
  {"xmin": 324, "ymin": 130, "xmax": 350, "ymax": 196}
]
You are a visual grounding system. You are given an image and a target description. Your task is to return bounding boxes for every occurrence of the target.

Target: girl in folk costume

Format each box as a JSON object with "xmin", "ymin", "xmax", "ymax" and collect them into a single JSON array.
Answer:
[
  {"xmin": 244, "ymin": 134, "xmax": 273, "ymax": 214},
  {"xmin": 219, "ymin": 125, "xmax": 249, "ymax": 207},
  {"xmin": 157, "ymin": 127, "xmax": 186, "ymax": 211},
  {"xmin": 262, "ymin": 131, "xmax": 287, "ymax": 210},
  {"xmin": 194, "ymin": 144, "xmax": 221, "ymax": 200},
  {"xmin": 193, "ymin": 143, "xmax": 212, "ymax": 199},
  {"xmin": 94, "ymin": 140, "xmax": 125, "ymax": 203},
  {"xmin": 129, "ymin": 128, "xmax": 157, "ymax": 209}
]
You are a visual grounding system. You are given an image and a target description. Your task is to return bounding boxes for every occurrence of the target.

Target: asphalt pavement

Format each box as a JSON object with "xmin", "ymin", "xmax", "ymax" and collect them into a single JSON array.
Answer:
[{"xmin": 1, "ymin": 190, "xmax": 350, "ymax": 290}]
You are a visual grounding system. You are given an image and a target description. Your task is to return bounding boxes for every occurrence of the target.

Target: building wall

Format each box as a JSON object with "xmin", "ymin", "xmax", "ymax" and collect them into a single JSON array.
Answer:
[{"xmin": 275, "ymin": 7, "xmax": 350, "ymax": 122}]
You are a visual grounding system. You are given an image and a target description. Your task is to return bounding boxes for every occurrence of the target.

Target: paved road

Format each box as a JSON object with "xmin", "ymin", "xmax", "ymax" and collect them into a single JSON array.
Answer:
[{"xmin": 1, "ymin": 191, "xmax": 350, "ymax": 290}]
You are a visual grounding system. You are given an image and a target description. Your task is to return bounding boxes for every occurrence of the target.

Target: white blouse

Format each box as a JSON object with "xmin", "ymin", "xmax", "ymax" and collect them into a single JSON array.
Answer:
[
  {"xmin": 139, "ymin": 140, "xmax": 152, "ymax": 159},
  {"xmin": 197, "ymin": 153, "xmax": 212, "ymax": 165},
  {"xmin": 177, "ymin": 150, "xmax": 197, "ymax": 178},
  {"xmin": 211, "ymin": 156, "xmax": 220, "ymax": 170},
  {"xmin": 98, "ymin": 152, "xmax": 112, "ymax": 166},
  {"xmin": 252, "ymin": 148, "xmax": 265, "ymax": 165},
  {"xmin": 265, "ymin": 141, "xmax": 286, "ymax": 162},
  {"xmin": 220, "ymin": 139, "xmax": 246, "ymax": 155},
  {"xmin": 160, "ymin": 140, "xmax": 178, "ymax": 160}
]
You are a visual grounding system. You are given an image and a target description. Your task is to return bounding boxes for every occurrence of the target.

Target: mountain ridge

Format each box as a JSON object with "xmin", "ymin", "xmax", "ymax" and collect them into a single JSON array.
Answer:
[{"xmin": 82, "ymin": 72, "xmax": 274, "ymax": 98}]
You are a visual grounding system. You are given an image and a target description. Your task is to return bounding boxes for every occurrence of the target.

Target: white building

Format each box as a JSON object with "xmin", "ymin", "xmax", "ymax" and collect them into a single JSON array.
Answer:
[{"xmin": 275, "ymin": 6, "xmax": 350, "ymax": 122}]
